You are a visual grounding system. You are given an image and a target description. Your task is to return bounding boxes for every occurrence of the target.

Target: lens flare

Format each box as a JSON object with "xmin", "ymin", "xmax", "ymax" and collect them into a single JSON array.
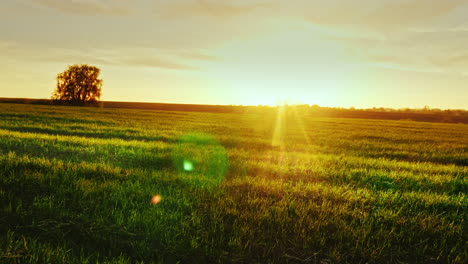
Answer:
[
  {"xmin": 290, "ymin": 105, "xmax": 311, "ymax": 145},
  {"xmin": 183, "ymin": 160, "xmax": 194, "ymax": 171},
  {"xmin": 172, "ymin": 132, "xmax": 228, "ymax": 187},
  {"xmin": 151, "ymin": 195, "xmax": 162, "ymax": 205}
]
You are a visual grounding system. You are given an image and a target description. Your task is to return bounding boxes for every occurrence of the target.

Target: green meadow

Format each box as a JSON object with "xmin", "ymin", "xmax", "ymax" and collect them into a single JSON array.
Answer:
[{"xmin": 0, "ymin": 103, "xmax": 466, "ymax": 263}]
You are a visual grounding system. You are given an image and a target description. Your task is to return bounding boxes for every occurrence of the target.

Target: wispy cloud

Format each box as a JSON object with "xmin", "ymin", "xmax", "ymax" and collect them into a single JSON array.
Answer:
[
  {"xmin": 364, "ymin": 0, "xmax": 466, "ymax": 29},
  {"xmin": 409, "ymin": 26, "xmax": 468, "ymax": 33},
  {"xmin": 0, "ymin": 40, "xmax": 17, "ymax": 50},
  {"xmin": 160, "ymin": 0, "xmax": 270, "ymax": 19},
  {"xmin": 174, "ymin": 51, "xmax": 221, "ymax": 61},
  {"xmin": 31, "ymin": 0, "xmax": 131, "ymax": 16},
  {"xmin": 5, "ymin": 0, "xmax": 468, "ymax": 76},
  {"xmin": 1, "ymin": 43, "xmax": 207, "ymax": 71},
  {"xmin": 121, "ymin": 57, "xmax": 199, "ymax": 70},
  {"xmin": 430, "ymin": 53, "xmax": 468, "ymax": 69},
  {"xmin": 357, "ymin": 52, "xmax": 441, "ymax": 73},
  {"xmin": 289, "ymin": 0, "xmax": 468, "ymax": 74},
  {"xmin": 300, "ymin": 0, "xmax": 467, "ymax": 31}
]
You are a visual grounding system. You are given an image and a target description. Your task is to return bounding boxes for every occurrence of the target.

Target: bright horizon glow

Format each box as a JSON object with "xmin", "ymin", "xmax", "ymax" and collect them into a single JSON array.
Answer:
[{"xmin": 1, "ymin": 0, "xmax": 467, "ymax": 109}]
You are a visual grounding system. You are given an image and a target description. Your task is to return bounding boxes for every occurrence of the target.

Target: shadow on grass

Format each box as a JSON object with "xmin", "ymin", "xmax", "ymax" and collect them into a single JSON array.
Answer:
[
  {"xmin": 0, "ymin": 113, "xmax": 114, "ymax": 126},
  {"xmin": 361, "ymin": 151, "xmax": 468, "ymax": 167},
  {"xmin": 0, "ymin": 125, "xmax": 173, "ymax": 143},
  {"xmin": 0, "ymin": 157, "xmax": 222, "ymax": 262}
]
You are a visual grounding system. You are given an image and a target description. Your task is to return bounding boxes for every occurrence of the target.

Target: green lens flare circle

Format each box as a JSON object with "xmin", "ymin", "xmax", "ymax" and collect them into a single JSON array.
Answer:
[{"xmin": 172, "ymin": 132, "xmax": 228, "ymax": 187}]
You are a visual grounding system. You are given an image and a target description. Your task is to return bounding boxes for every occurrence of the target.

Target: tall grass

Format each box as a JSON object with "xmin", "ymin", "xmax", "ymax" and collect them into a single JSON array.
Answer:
[{"xmin": 0, "ymin": 103, "xmax": 466, "ymax": 263}]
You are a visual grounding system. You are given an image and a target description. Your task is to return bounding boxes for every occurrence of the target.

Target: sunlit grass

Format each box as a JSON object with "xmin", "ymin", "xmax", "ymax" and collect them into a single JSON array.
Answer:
[{"xmin": 0, "ymin": 103, "xmax": 466, "ymax": 263}]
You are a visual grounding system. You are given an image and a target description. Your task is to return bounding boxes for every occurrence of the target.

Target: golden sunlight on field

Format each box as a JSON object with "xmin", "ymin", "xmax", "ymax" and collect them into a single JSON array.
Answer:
[
  {"xmin": 0, "ymin": 103, "xmax": 466, "ymax": 263},
  {"xmin": 272, "ymin": 104, "xmax": 312, "ymax": 148},
  {"xmin": 1, "ymin": 0, "xmax": 468, "ymax": 262}
]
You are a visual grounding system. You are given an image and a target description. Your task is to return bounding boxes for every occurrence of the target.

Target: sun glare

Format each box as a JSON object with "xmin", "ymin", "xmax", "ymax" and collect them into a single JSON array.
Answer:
[{"xmin": 206, "ymin": 20, "xmax": 358, "ymax": 106}]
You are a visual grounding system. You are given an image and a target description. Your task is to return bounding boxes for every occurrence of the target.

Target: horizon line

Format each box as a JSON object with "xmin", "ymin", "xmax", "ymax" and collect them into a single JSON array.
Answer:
[{"xmin": 0, "ymin": 97, "xmax": 466, "ymax": 111}]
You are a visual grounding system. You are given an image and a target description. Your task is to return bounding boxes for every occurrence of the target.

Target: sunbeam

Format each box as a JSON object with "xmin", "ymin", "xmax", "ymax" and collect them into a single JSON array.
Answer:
[
  {"xmin": 272, "ymin": 104, "xmax": 286, "ymax": 148},
  {"xmin": 290, "ymin": 105, "xmax": 311, "ymax": 145}
]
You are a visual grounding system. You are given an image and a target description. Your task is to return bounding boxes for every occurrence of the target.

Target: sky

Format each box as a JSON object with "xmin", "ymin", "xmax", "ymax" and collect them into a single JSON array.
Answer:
[{"xmin": 1, "ymin": 0, "xmax": 468, "ymax": 109}]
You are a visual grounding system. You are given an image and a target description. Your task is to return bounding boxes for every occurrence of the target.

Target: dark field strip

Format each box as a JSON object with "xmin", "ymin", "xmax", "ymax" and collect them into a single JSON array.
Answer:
[
  {"xmin": 0, "ymin": 103, "xmax": 467, "ymax": 263},
  {"xmin": 1, "ymin": 98, "xmax": 467, "ymax": 124}
]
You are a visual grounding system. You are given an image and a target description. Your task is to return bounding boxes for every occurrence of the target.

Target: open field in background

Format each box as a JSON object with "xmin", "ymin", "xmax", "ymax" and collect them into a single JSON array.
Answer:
[
  {"xmin": 0, "ymin": 103, "xmax": 466, "ymax": 263},
  {"xmin": 1, "ymin": 98, "xmax": 467, "ymax": 124}
]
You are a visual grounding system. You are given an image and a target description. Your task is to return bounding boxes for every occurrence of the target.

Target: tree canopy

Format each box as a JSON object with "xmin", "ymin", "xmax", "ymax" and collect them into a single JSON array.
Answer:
[{"xmin": 52, "ymin": 64, "xmax": 102, "ymax": 106}]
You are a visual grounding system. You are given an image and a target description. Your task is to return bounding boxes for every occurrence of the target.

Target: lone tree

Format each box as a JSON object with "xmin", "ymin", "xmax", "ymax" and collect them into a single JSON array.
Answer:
[{"xmin": 52, "ymin": 64, "xmax": 102, "ymax": 106}]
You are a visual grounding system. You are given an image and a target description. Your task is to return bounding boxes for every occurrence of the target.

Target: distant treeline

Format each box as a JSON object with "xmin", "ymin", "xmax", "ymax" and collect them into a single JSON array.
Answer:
[
  {"xmin": 290, "ymin": 104, "xmax": 468, "ymax": 124},
  {"xmin": 0, "ymin": 98, "xmax": 466, "ymax": 124}
]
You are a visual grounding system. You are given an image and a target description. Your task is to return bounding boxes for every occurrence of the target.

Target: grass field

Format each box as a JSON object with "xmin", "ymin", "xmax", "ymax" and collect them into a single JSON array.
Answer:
[{"xmin": 0, "ymin": 103, "xmax": 466, "ymax": 263}]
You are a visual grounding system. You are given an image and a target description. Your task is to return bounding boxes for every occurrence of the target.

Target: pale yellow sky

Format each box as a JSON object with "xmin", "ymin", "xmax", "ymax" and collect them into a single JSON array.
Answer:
[{"xmin": 1, "ymin": 0, "xmax": 467, "ymax": 108}]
